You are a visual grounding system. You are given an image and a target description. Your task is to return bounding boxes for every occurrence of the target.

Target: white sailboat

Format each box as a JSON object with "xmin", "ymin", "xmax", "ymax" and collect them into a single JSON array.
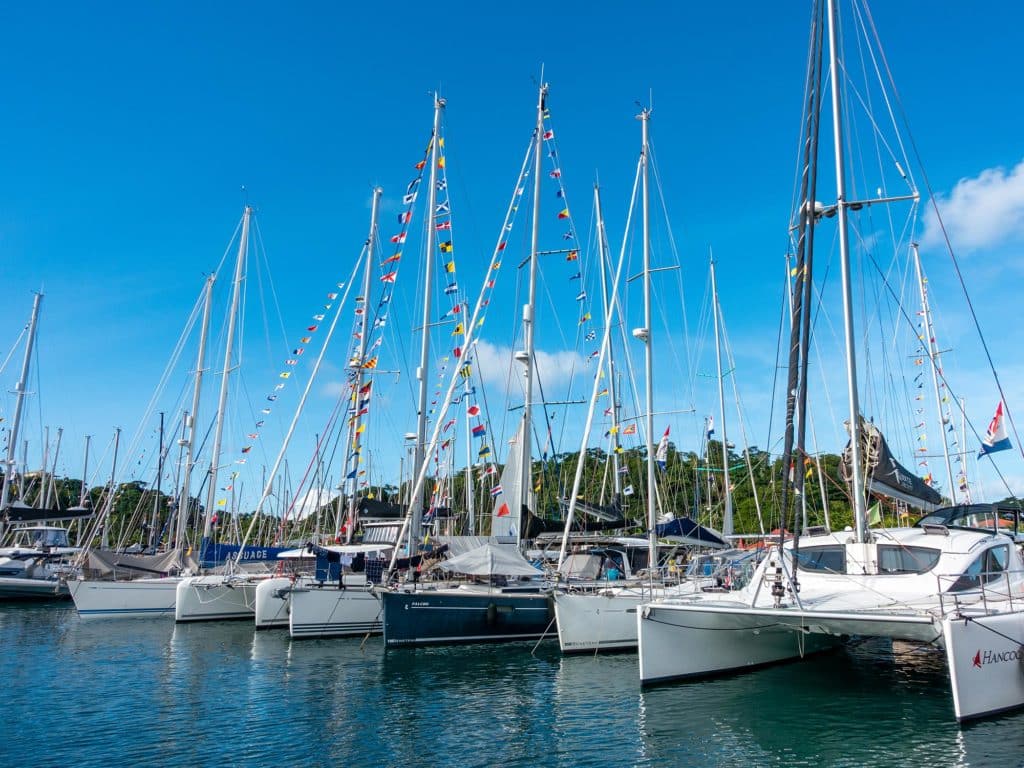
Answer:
[
  {"xmin": 636, "ymin": 0, "xmax": 1024, "ymax": 722},
  {"xmin": 70, "ymin": 214, "xmax": 236, "ymax": 620},
  {"xmin": 257, "ymin": 182, "xmax": 394, "ymax": 636},
  {"xmin": 553, "ymin": 136, "xmax": 731, "ymax": 653}
]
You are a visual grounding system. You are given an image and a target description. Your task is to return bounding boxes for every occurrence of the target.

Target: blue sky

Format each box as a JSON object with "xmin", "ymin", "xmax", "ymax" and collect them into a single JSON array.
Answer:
[{"xmin": 2, "ymin": 1, "xmax": 1023, "ymax": 515}]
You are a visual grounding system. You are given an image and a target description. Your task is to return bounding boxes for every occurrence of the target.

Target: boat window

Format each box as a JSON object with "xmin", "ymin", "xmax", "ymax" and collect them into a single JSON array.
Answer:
[
  {"xmin": 877, "ymin": 545, "xmax": 941, "ymax": 574},
  {"xmin": 948, "ymin": 544, "xmax": 1010, "ymax": 592},
  {"xmin": 793, "ymin": 546, "xmax": 845, "ymax": 573}
]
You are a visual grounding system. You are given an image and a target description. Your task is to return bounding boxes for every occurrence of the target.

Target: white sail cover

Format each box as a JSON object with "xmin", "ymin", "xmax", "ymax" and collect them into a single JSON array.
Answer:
[
  {"xmin": 491, "ymin": 420, "xmax": 525, "ymax": 541},
  {"xmin": 438, "ymin": 542, "xmax": 540, "ymax": 577}
]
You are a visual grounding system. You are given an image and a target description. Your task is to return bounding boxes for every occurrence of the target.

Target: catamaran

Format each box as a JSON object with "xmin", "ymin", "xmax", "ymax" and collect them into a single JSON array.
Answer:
[{"xmin": 636, "ymin": 0, "xmax": 1024, "ymax": 722}]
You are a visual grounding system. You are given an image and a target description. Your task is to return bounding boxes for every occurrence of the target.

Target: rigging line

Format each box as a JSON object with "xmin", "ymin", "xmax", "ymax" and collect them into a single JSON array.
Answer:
[
  {"xmin": 0, "ymin": 324, "xmax": 28, "ymax": 379},
  {"xmin": 649, "ymin": 144, "xmax": 695, "ymax": 388},
  {"xmin": 858, "ymin": 0, "xmax": 1023, "ymax": 464},
  {"xmin": 859, "ymin": 245, "xmax": 1013, "ymax": 498}
]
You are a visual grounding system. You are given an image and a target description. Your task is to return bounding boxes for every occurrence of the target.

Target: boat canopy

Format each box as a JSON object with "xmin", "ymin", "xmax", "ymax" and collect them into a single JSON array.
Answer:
[
  {"xmin": 437, "ymin": 542, "xmax": 541, "ymax": 577},
  {"xmin": 654, "ymin": 516, "xmax": 728, "ymax": 548}
]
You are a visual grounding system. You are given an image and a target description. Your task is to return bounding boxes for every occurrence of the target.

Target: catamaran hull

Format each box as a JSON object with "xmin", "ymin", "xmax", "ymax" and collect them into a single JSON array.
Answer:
[
  {"xmin": 0, "ymin": 576, "xmax": 69, "ymax": 600},
  {"xmin": 637, "ymin": 602, "xmax": 842, "ymax": 684},
  {"xmin": 289, "ymin": 585, "xmax": 383, "ymax": 639},
  {"xmin": 382, "ymin": 588, "xmax": 554, "ymax": 647},
  {"xmin": 253, "ymin": 577, "xmax": 293, "ymax": 630},
  {"xmin": 944, "ymin": 611, "xmax": 1024, "ymax": 721},
  {"xmin": 70, "ymin": 577, "xmax": 180, "ymax": 619},
  {"xmin": 175, "ymin": 575, "xmax": 261, "ymax": 622}
]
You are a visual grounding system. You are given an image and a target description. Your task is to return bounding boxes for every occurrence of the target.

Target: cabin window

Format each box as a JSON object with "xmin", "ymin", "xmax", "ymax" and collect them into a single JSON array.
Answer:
[
  {"xmin": 948, "ymin": 544, "xmax": 1010, "ymax": 592},
  {"xmin": 876, "ymin": 545, "xmax": 941, "ymax": 574},
  {"xmin": 793, "ymin": 545, "xmax": 845, "ymax": 572}
]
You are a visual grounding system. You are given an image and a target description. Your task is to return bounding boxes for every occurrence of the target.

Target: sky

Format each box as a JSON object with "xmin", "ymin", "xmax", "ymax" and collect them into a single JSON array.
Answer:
[{"xmin": 2, "ymin": 0, "xmax": 1023, "ymax": 517}]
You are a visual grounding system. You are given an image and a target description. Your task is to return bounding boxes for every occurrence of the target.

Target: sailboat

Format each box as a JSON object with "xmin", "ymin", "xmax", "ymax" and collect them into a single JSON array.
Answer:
[
  {"xmin": 553, "ymin": 155, "xmax": 736, "ymax": 652},
  {"xmin": 636, "ymin": 0, "xmax": 1024, "ymax": 722},
  {"xmin": 378, "ymin": 83, "xmax": 562, "ymax": 648},
  {"xmin": 0, "ymin": 294, "xmax": 85, "ymax": 600},
  {"xmin": 258, "ymin": 182, "xmax": 395, "ymax": 636},
  {"xmin": 69, "ymin": 211, "xmax": 250, "ymax": 619}
]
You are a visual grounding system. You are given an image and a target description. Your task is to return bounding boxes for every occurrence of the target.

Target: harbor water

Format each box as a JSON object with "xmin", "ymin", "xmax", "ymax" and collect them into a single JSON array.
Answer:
[{"xmin": 5, "ymin": 602, "xmax": 1023, "ymax": 767}]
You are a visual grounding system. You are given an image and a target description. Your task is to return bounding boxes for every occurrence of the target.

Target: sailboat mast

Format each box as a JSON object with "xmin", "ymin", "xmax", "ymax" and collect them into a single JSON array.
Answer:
[
  {"xmin": 177, "ymin": 275, "xmax": 214, "ymax": 552},
  {"xmin": 463, "ymin": 368, "xmax": 475, "ymax": 535},
  {"xmin": 202, "ymin": 206, "xmax": 251, "ymax": 550},
  {"xmin": 101, "ymin": 427, "xmax": 120, "ymax": 550},
  {"xmin": 410, "ymin": 95, "xmax": 445, "ymax": 550},
  {"xmin": 710, "ymin": 257, "xmax": 733, "ymax": 536},
  {"xmin": 521, "ymin": 82, "xmax": 548, "ymax": 535},
  {"xmin": 912, "ymin": 243, "xmax": 957, "ymax": 503},
  {"xmin": 594, "ymin": 184, "xmax": 622, "ymax": 496},
  {"xmin": 1, "ymin": 292, "xmax": 42, "ymax": 513},
  {"xmin": 150, "ymin": 412, "xmax": 164, "ymax": 550},
  {"xmin": 638, "ymin": 108, "xmax": 658, "ymax": 572},
  {"xmin": 79, "ymin": 435, "xmax": 91, "ymax": 507},
  {"xmin": 826, "ymin": 0, "xmax": 868, "ymax": 542},
  {"xmin": 345, "ymin": 186, "xmax": 383, "ymax": 540}
]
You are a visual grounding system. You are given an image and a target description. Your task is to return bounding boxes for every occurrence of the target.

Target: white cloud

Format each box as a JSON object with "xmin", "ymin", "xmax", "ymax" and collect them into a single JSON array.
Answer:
[
  {"xmin": 472, "ymin": 339, "xmax": 586, "ymax": 396},
  {"xmin": 923, "ymin": 160, "xmax": 1024, "ymax": 251},
  {"xmin": 292, "ymin": 486, "xmax": 340, "ymax": 521}
]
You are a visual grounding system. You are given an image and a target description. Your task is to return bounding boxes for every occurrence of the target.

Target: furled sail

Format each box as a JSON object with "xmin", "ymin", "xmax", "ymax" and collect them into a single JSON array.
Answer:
[
  {"xmin": 491, "ymin": 419, "xmax": 525, "ymax": 541},
  {"xmin": 842, "ymin": 417, "xmax": 943, "ymax": 512}
]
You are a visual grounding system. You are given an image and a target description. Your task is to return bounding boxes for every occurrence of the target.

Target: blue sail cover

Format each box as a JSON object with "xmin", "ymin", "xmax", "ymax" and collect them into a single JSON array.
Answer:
[{"xmin": 654, "ymin": 517, "xmax": 727, "ymax": 548}]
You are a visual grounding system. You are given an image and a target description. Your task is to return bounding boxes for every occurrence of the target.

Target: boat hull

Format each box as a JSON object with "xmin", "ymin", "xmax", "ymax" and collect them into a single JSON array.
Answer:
[
  {"xmin": 289, "ymin": 582, "xmax": 383, "ymax": 639},
  {"xmin": 175, "ymin": 575, "xmax": 261, "ymax": 622},
  {"xmin": 554, "ymin": 583, "xmax": 702, "ymax": 653},
  {"xmin": 637, "ymin": 601, "xmax": 842, "ymax": 684},
  {"xmin": 70, "ymin": 577, "xmax": 180, "ymax": 619},
  {"xmin": 944, "ymin": 611, "xmax": 1024, "ymax": 721},
  {"xmin": 554, "ymin": 589, "xmax": 645, "ymax": 653},
  {"xmin": 253, "ymin": 577, "xmax": 293, "ymax": 630},
  {"xmin": 381, "ymin": 586, "xmax": 554, "ymax": 647},
  {"xmin": 0, "ymin": 575, "xmax": 69, "ymax": 600}
]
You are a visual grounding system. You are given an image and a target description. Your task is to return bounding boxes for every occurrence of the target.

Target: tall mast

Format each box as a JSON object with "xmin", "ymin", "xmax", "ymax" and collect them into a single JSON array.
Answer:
[
  {"xmin": 912, "ymin": 243, "xmax": 956, "ymax": 503},
  {"xmin": 409, "ymin": 95, "xmax": 445, "ymax": 550},
  {"xmin": 1, "ymin": 292, "xmax": 42, "ymax": 513},
  {"xmin": 177, "ymin": 275, "xmax": 215, "ymax": 552},
  {"xmin": 202, "ymin": 206, "xmax": 251, "ymax": 552},
  {"xmin": 78, "ymin": 435, "xmax": 91, "ymax": 508},
  {"xmin": 101, "ymin": 427, "xmax": 121, "ymax": 550},
  {"xmin": 638, "ymin": 108, "xmax": 657, "ymax": 572},
  {"xmin": 826, "ymin": 0, "xmax": 868, "ymax": 542},
  {"xmin": 149, "ymin": 412, "xmax": 164, "ymax": 550},
  {"xmin": 594, "ymin": 184, "xmax": 622, "ymax": 496},
  {"xmin": 463, "ymin": 365, "xmax": 476, "ymax": 535},
  {"xmin": 520, "ymin": 82, "xmax": 548, "ymax": 538},
  {"xmin": 44, "ymin": 426, "xmax": 62, "ymax": 511},
  {"xmin": 345, "ymin": 186, "xmax": 383, "ymax": 541},
  {"xmin": 710, "ymin": 257, "xmax": 733, "ymax": 536}
]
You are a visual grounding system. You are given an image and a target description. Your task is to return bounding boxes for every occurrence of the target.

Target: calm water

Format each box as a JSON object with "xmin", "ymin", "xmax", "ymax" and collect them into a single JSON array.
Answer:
[{"xmin": 4, "ymin": 602, "xmax": 1023, "ymax": 767}]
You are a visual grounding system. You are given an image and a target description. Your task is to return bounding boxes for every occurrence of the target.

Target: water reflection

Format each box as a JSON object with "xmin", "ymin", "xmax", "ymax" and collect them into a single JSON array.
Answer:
[{"xmin": 3, "ymin": 605, "xmax": 1024, "ymax": 767}]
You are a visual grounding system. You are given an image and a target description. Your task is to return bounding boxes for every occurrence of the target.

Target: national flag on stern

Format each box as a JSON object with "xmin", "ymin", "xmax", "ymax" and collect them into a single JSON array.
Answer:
[{"xmin": 979, "ymin": 400, "xmax": 1013, "ymax": 457}]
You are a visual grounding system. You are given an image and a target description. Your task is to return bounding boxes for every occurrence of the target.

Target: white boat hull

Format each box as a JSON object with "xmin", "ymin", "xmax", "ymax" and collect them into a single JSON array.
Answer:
[
  {"xmin": 254, "ymin": 577, "xmax": 293, "ymax": 630},
  {"xmin": 556, "ymin": 590, "xmax": 642, "ymax": 652},
  {"xmin": 175, "ymin": 575, "xmax": 262, "ymax": 622},
  {"xmin": 70, "ymin": 577, "xmax": 180, "ymax": 619},
  {"xmin": 555, "ymin": 582, "xmax": 708, "ymax": 653},
  {"xmin": 637, "ymin": 601, "xmax": 842, "ymax": 684},
  {"xmin": 289, "ymin": 579, "xmax": 383, "ymax": 639},
  {"xmin": 944, "ymin": 610, "xmax": 1024, "ymax": 721}
]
